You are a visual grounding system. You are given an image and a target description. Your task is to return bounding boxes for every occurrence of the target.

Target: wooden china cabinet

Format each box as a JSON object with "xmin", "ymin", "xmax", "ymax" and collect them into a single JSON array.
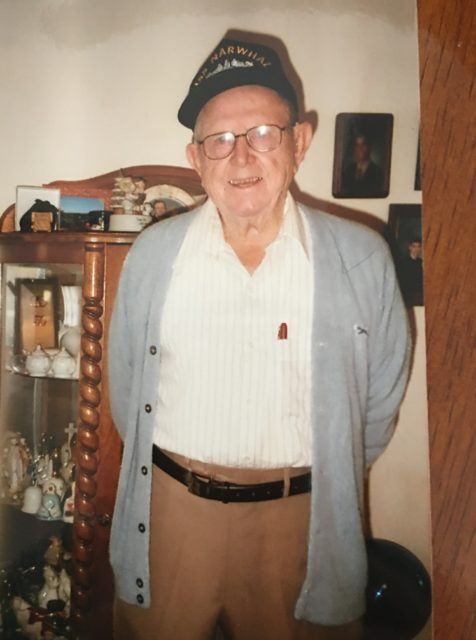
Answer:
[{"xmin": 0, "ymin": 165, "xmax": 204, "ymax": 639}]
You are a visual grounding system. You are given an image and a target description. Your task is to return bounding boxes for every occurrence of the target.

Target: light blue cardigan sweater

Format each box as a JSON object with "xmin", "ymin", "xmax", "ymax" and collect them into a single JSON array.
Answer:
[{"xmin": 107, "ymin": 203, "xmax": 410, "ymax": 626}]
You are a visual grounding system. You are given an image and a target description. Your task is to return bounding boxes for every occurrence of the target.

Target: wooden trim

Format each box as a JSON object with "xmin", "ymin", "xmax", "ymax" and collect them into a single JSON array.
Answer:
[
  {"xmin": 418, "ymin": 0, "xmax": 476, "ymax": 637},
  {"xmin": 72, "ymin": 243, "xmax": 105, "ymax": 626},
  {"xmin": 46, "ymin": 164, "xmax": 204, "ymax": 196},
  {"xmin": 0, "ymin": 164, "xmax": 204, "ymax": 232}
]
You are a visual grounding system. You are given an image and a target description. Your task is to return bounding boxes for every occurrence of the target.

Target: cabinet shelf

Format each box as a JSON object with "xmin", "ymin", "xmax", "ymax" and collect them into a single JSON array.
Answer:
[{"xmin": 6, "ymin": 369, "xmax": 79, "ymax": 382}]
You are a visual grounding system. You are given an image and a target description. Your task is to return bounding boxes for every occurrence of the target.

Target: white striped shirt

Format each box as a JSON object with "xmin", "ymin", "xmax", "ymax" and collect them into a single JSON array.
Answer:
[{"xmin": 153, "ymin": 195, "xmax": 313, "ymax": 468}]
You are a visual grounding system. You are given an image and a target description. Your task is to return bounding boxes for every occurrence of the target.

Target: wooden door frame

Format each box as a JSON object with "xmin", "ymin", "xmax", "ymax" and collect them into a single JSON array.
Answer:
[{"xmin": 418, "ymin": 1, "xmax": 476, "ymax": 637}]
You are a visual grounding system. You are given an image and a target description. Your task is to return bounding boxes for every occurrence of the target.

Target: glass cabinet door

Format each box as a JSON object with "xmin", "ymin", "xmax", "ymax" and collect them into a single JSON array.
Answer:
[{"xmin": 0, "ymin": 262, "xmax": 82, "ymax": 639}]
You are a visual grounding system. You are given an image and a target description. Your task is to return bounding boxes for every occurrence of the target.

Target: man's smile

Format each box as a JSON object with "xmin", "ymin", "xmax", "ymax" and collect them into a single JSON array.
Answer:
[{"xmin": 228, "ymin": 177, "xmax": 263, "ymax": 187}]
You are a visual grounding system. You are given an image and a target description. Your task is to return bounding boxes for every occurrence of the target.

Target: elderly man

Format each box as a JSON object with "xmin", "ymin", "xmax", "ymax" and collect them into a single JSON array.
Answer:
[{"xmin": 108, "ymin": 34, "xmax": 410, "ymax": 640}]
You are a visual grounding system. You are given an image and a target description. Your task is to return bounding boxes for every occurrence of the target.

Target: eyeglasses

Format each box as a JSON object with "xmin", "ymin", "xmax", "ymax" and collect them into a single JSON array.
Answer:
[{"xmin": 194, "ymin": 124, "xmax": 293, "ymax": 160}]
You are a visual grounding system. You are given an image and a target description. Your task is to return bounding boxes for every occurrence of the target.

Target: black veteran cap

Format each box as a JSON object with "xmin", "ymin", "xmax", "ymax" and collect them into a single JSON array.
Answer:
[{"xmin": 178, "ymin": 36, "xmax": 299, "ymax": 129}]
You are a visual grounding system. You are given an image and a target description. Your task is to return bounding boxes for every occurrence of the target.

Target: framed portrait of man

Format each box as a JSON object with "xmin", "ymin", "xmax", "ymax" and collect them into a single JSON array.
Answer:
[
  {"xmin": 332, "ymin": 113, "xmax": 394, "ymax": 198},
  {"xmin": 387, "ymin": 203, "xmax": 424, "ymax": 307}
]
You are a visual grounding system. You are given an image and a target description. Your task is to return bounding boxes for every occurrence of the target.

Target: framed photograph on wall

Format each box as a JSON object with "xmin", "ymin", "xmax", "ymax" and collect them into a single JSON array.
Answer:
[
  {"xmin": 332, "ymin": 113, "xmax": 393, "ymax": 198},
  {"xmin": 15, "ymin": 278, "xmax": 59, "ymax": 353},
  {"xmin": 387, "ymin": 204, "xmax": 423, "ymax": 307}
]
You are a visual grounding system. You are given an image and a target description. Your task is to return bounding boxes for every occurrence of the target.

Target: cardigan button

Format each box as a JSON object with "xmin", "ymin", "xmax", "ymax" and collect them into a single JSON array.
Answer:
[
  {"xmin": 144, "ymin": 404, "xmax": 152, "ymax": 413},
  {"xmin": 141, "ymin": 466, "xmax": 148, "ymax": 475},
  {"xmin": 138, "ymin": 523, "xmax": 146, "ymax": 533},
  {"xmin": 136, "ymin": 578, "xmax": 144, "ymax": 588},
  {"xmin": 149, "ymin": 345, "xmax": 157, "ymax": 355},
  {"xmin": 136, "ymin": 594, "xmax": 144, "ymax": 604}
]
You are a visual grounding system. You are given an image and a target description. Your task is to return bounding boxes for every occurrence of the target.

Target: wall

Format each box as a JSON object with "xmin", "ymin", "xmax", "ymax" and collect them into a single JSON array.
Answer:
[{"xmin": 0, "ymin": 0, "xmax": 430, "ymax": 635}]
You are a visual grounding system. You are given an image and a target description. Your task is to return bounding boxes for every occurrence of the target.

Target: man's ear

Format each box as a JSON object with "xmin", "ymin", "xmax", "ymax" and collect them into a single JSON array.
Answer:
[
  {"xmin": 186, "ymin": 142, "xmax": 202, "ymax": 177},
  {"xmin": 293, "ymin": 121, "xmax": 313, "ymax": 169}
]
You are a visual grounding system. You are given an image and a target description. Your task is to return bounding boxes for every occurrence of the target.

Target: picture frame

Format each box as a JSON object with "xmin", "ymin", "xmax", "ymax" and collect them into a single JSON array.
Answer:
[
  {"xmin": 15, "ymin": 186, "xmax": 61, "ymax": 231},
  {"xmin": 15, "ymin": 278, "xmax": 59, "ymax": 353},
  {"xmin": 143, "ymin": 184, "xmax": 198, "ymax": 220},
  {"xmin": 387, "ymin": 204, "xmax": 424, "ymax": 307},
  {"xmin": 332, "ymin": 113, "xmax": 394, "ymax": 198},
  {"xmin": 57, "ymin": 195, "xmax": 109, "ymax": 231}
]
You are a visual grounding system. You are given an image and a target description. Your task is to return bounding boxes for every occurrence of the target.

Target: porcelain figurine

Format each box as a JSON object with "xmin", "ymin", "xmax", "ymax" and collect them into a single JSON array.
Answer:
[
  {"xmin": 50, "ymin": 347, "xmax": 76, "ymax": 378},
  {"xmin": 59, "ymin": 451, "xmax": 73, "ymax": 485},
  {"xmin": 60, "ymin": 438, "xmax": 71, "ymax": 468},
  {"xmin": 44, "ymin": 476, "xmax": 65, "ymax": 500},
  {"xmin": 37, "ymin": 565, "xmax": 60, "ymax": 609},
  {"xmin": 25, "ymin": 346, "xmax": 50, "ymax": 377},
  {"xmin": 59, "ymin": 423, "xmax": 75, "ymax": 482},
  {"xmin": 3, "ymin": 433, "xmax": 30, "ymax": 500},
  {"xmin": 43, "ymin": 535, "xmax": 64, "ymax": 568},
  {"xmin": 60, "ymin": 459, "xmax": 74, "ymax": 486},
  {"xmin": 59, "ymin": 324, "xmax": 81, "ymax": 378},
  {"xmin": 111, "ymin": 176, "xmax": 136, "ymax": 214},
  {"xmin": 133, "ymin": 177, "xmax": 147, "ymax": 211},
  {"xmin": 21, "ymin": 483, "xmax": 42, "ymax": 514},
  {"xmin": 37, "ymin": 486, "xmax": 62, "ymax": 520},
  {"xmin": 11, "ymin": 596, "xmax": 43, "ymax": 640},
  {"xmin": 59, "ymin": 324, "xmax": 80, "ymax": 358},
  {"xmin": 34, "ymin": 453, "xmax": 53, "ymax": 487}
]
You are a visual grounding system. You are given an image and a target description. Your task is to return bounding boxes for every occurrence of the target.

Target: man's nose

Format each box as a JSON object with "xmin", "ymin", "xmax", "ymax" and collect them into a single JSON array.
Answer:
[{"xmin": 230, "ymin": 134, "xmax": 254, "ymax": 165}]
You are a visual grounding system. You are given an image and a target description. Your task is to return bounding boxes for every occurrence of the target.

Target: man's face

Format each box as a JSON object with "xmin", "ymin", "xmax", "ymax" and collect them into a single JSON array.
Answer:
[
  {"xmin": 354, "ymin": 135, "xmax": 371, "ymax": 163},
  {"xmin": 153, "ymin": 201, "xmax": 167, "ymax": 216},
  {"xmin": 408, "ymin": 241, "xmax": 422, "ymax": 259},
  {"xmin": 186, "ymin": 85, "xmax": 311, "ymax": 224}
]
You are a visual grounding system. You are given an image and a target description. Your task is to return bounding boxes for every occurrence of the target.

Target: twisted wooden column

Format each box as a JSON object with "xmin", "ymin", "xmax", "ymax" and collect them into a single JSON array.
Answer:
[{"xmin": 72, "ymin": 243, "xmax": 105, "ymax": 628}]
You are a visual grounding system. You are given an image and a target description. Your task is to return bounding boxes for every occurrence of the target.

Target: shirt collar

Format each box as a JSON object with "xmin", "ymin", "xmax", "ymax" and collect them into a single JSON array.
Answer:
[
  {"xmin": 278, "ymin": 194, "xmax": 310, "ymax": 259},
  {"xmin": 183, "ymin": 193, "xmax": 310, "ymax": 261}
]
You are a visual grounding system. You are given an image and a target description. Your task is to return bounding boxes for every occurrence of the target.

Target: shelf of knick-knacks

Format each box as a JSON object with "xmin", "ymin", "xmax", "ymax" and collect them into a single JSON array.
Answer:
[
  {"xmin": 8, "ymin": 343, "xmax": 80, "ymax": 380},
  {"xmin": 0, "ymin": 425, "xmax": 76, "ymax": 516},
  {"xmin": 0, "ymin": 422, "xmax": 76, "ymax": 639},
  {"xmin": 0, "ymin": 504, "xmax": 75, "ymax": 639}
]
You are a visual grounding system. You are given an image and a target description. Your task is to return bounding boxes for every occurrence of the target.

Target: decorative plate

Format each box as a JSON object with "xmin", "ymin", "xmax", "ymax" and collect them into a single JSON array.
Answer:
[{"xmin": 143, "ymin": 184, "xmax": 198, "ymax": 218}]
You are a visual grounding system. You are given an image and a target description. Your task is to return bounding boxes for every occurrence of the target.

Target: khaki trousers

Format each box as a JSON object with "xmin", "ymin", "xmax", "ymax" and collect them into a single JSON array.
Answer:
[{"xmin": 114, "ymin": 457, "xmax": 363, "ymax": 640}]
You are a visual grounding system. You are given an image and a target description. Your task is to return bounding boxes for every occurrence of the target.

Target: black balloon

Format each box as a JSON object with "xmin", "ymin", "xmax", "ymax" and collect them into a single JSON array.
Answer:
[{"xmin": 365, "ymin": 538, "xmax": 432, "ymax": 639}]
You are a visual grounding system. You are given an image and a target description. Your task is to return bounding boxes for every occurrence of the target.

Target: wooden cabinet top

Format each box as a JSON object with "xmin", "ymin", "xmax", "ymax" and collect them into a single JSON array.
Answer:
[{"xmin": 0, "ymin": 164, "xmax": 204, "ymax": 233}]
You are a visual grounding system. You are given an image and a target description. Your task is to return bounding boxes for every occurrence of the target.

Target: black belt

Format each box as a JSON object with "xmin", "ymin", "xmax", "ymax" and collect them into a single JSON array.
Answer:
[{"xmin": 152, "ymin": 445, "xmax": 312, "ymax": 503}]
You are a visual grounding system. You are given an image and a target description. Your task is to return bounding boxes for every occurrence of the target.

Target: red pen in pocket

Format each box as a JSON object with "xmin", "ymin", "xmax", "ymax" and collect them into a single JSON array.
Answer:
[{"xmin": 277, "ymin": 322, "xmax": 288, "ymax": 340}]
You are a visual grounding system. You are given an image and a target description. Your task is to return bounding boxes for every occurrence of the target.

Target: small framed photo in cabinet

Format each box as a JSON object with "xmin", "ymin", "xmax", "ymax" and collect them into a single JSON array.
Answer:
[{"xmin": 15, "ymin": 278, "xmax": 59, "ymax": 354}]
